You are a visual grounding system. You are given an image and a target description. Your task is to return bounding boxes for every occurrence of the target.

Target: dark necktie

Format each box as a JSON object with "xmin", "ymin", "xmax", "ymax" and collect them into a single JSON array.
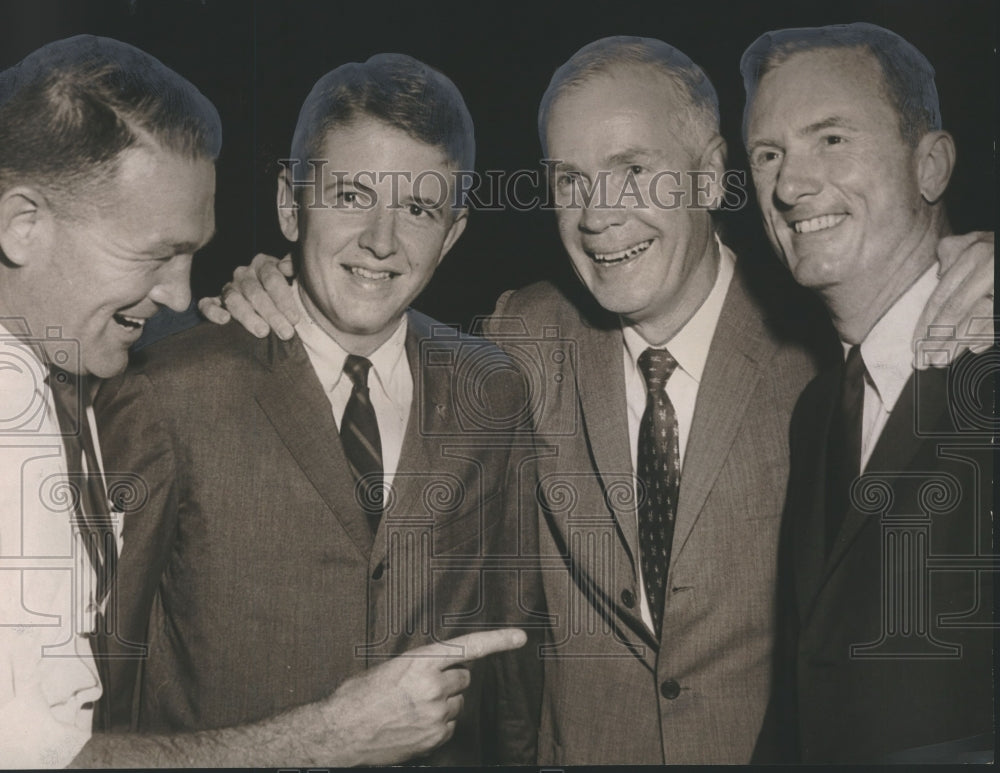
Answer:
[
  {"xmin": 340, "ymin": 354, "xmax": 384, "ymax": 535},
  {"xmin": 825, "ymin": 344, "xmax": 866, "ymax": 554},
  {"xmin": 636, "ymin": 347, "xmax": 681, "ymax": 639},
  {"xmin": 47, "ymin": 367, "xmax": 116, "ymax": 608}
]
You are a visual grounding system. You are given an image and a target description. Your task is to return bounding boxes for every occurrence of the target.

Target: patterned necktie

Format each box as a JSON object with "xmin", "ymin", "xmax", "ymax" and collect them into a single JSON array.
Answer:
[
  {"xmin": 826, "ymin": 344, "xmax": 866, "ymax": 554},
  {"xmin": 636, "ymin": 347, "xmax": 681, "ymax": 639},
  {"xmin": 340, "ymin": 354, "xmax": 384, "ymax": 535},
  {"xmin": 47, "ymin": 367, "xmax": 116, "ymax": 607}
]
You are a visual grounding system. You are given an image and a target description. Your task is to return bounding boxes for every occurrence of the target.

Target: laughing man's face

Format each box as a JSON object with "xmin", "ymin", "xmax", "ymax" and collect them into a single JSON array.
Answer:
[{"xmin": 545, "ymin": 65, "xmax": 721, "ymax": 341}]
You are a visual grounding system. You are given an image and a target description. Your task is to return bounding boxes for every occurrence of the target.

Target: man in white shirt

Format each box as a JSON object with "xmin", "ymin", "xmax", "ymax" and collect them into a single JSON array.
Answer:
[
  {"xmin": 94, "ymin": 53, "xmax": 541, "ymax": 766},
  {"xmin": 743, "ymin": 22, "xmax": 994, "ymax": 763},
  {"xmin": 0, "ymin": 34, "xmax": 215, "ymax": 767}
]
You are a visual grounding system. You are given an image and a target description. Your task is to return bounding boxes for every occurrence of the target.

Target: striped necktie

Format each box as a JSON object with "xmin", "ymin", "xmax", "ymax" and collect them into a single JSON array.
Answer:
[{"xmin": 340, "ymin": 354, "xmax": 384, "ymax": 535}]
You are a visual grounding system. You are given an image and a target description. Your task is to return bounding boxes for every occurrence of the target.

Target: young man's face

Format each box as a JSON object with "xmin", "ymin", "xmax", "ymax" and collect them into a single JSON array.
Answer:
[
  {"xmin": 19, "ymin": 145, "xmax": 215, "ymax": 378},
  {"xmin": 280, "ymin": 118, "xmax": 467, "ymax": 354},
  {"xmin": 746, "ymin": 48, "xmax": 930, "ymax": 301},
  {"xmin": 544, "ymin": 66, "xmax": 721, "ymax": 338}
]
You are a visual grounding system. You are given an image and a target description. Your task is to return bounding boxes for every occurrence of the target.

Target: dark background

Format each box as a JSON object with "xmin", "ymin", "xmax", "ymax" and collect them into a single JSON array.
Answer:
[{"xmin": 1, "ymin": 0, "xmax": 995, "ymax": 332}]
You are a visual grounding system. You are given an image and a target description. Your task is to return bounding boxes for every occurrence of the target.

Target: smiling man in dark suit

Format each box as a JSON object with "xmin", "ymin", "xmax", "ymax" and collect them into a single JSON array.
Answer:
[
  {"xmin": 743, "ymin": 22, "xmax": 994, "ymax": 764},
  {"xmin": 95, "ymin": 53, "xmax": 540, "ymax": 766}
]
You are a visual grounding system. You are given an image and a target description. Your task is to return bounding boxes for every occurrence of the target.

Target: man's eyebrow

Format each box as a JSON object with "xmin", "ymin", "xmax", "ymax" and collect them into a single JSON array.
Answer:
[
  {"xmin": 147, "ymin": 228, "xmax": 216, "ymax": 255},
  {"xmin": 747, "ymin": 116, "xmax": 861, "ymax": 152},
  {"xmin": 801, "ymin": 116, "xmax": 859, "ymax": 135},
  {"xmin": 323, "ymin": 175, "xmax": 359, "ymax": 193},
  {"xmin": 745, "ymin": 138, "xmax": 777, "ymax": 155},
  {"xmin": 406, "ymin": 192, "xmax": 446, "ymax": 213},
  {"xmin": 605, "ymin": 147, "xmax": 662, "ymax": 167}
]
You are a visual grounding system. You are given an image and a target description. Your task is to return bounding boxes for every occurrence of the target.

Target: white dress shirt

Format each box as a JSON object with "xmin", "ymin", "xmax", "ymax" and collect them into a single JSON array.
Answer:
[
  {"xmin": 621, "ymin": 238, "xmax": 736, "ymax": 631},
  {"xmin": 848, "ymin": 263, "xmax": 940, "ymax": 470},
  {"xmin": 293, "ymin": 282, "xmax": 413, "ymax": 486},
  {"xmin": 0, "ymin": 321, "xmax": 103, "ymax": 768}
]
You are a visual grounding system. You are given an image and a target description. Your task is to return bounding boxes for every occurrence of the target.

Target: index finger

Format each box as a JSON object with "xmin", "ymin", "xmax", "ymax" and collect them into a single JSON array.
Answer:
[
  {"xmin": 253, "ymin": 253, "xmax": 302, "ymax": 327},
  {"xmin": 433, "ymin": 628, "xmax": 527, "ymax": 667}
]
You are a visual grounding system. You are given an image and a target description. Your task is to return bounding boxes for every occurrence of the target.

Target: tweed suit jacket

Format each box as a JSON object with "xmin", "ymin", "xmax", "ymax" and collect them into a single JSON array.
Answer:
[
  {"xmin": 93, "ymin": 310, "xmax": 542, "ymax": 765},
  {"xmin": 485, "ymin": 258, "xmax": 826, "ymax": 764},
  {"xmin": 764, "ymin": 350, "xmax": 995, "ymax": 763}
]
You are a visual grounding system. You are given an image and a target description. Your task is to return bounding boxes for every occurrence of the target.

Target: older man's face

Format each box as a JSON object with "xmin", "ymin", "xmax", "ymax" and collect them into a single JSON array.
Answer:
[
  {"xmin": 745, "ymin": 48, "xmax": 928, "ymax": 298},
  {"xmin": 30, "ymin": 145, "xmax": 215, "ymax": 377},
  {"xmin": 545, "ymin": 67, "xmax": 720, "ymax": 335}
]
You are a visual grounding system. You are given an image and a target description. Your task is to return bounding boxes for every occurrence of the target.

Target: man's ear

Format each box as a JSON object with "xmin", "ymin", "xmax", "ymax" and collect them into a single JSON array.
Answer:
[
  {"xmin": 916, "ymin": 130, "xmax": 956, "ymax": 204},
  {"xmin": 436, "ymin": 207, "xmax": 468, "ymax": 265},
  {"xmin": 0, "ymin": 187, "xmax": 49, "ymax": 266},
  {"xmin": 696, "ymin": 134, "xmax": 728, "ymax": 210},
  {"xmin": 276, "ymin": 168, "xmax": 300, "ymax": 242}
]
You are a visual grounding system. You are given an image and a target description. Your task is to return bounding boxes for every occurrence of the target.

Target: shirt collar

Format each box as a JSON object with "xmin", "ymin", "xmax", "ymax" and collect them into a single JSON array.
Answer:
[
  {"xmin": 292, "ymin": 280, "xmax": 409, "ymax": 397},
  {"xmin": 622, "ymin": 235, "xmax": 736, "ymax": 383},
  {"xmin": 847, "ymin": 262, "xmax": 939, "ymax": 409}
]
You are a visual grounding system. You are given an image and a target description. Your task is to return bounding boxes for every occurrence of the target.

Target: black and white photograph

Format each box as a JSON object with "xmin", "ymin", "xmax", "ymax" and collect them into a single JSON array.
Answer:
[{"xmin": 0, "ymin": 0, "xmax": 995, "ymax": 768}]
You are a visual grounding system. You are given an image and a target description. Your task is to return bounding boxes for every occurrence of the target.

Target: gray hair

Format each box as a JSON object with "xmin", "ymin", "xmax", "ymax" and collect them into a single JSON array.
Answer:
[{"xmin": 538, "ymin": 36, "xmax": 720, "ymax": 156}]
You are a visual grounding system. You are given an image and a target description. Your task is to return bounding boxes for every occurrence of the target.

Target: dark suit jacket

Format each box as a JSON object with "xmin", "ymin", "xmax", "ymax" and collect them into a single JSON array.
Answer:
[
  {"xmin": 93, "ymin": 310, "xmax": 543, "ymax": 765},
  {"xmin": 766, "ymin": 350, "xmax": 995, "ymax": 763},
  {"xmin": 484, "ymin": 258, "xmax": 828, "ymax": 764}
]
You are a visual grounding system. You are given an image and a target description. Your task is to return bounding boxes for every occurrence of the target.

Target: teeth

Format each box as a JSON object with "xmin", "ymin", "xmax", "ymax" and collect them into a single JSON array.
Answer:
[
  {"xmin": 350, "ymin": 266, "xmax": 393, "ymax": 280},
  {"xmin": 592, "ymin": 239, "xmax": 653, "ymax": 263},
  {"xmin": 114, "ymin": 314, "xmax": 146, "ymax": 329},
  {"xmin": 793, "ymin": 214, "xmax": 847, "ymax": 234}
]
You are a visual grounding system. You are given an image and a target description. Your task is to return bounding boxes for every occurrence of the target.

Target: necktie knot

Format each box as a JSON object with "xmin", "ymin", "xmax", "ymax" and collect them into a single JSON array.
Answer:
[
  {"xmin": 46, "ymin": 366, "xmax": 84, "ymax": 436},
  {"xmin": 844, "ymin": 344, "xmax": 866, "ymax": 385},
  {"xmin": 344, "ymin": 354, "xmax": 373, "ymax": 392},
  {"xmin": 637, "ymin": 347, "xmax": 678, "ymax": 392}
]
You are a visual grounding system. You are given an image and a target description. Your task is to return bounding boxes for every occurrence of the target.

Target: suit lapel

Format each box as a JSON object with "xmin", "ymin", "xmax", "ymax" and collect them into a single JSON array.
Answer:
[
  {"xmin": 252, "ymin": 333, "xmax": 373, "ymax": 560},
  {"xmin": 822, "ymin": 364, "xmax": 950, "ymax": 578},
  {"xmin": 794, "ymin": 369, "xmax": 841, "ymax": 620},
  {"xmin": 369, "ymin": 312, "xmax": 440, "ymax": 565},
  {"xmin": 671, "ymin": 269, "xmax": 775, "ymax": 561},
  {"xmin": 572, "ymin": 314, "xmax": 640, "ymax": 566}
]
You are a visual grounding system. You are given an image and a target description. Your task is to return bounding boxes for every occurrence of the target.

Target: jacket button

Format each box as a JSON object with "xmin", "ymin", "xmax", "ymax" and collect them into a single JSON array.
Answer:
[
  {"xmin": 371, "ymin": 563, "xmax": 384, "ymax": 580},
  {"xmin": 660, "ymin": 679, "xmax": 681, "ymax": 700},
  {"xmin": 620, "ymin": 589, "xmax": 636, "ymax": 608}
]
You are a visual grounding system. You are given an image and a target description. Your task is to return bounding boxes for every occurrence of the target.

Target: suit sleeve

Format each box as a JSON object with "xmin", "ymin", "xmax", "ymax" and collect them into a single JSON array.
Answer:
[{"xmin": 93, "ymin": 369, "xmax": 182, "ymax": 731}]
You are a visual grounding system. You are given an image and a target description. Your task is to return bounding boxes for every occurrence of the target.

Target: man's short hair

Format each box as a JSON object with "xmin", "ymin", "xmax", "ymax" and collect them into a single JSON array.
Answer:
[
  {"xmin": 537, "ymin": 36, "xmax": 721, "ymax": 157},
  {"xmin": 0, "ymin": 34, "xmax": 221, "ymax": 215},
  {"xmin": 289, "ymin": 53, "xmax": 475, "ymax": 186},
  {"xmin": 740, "ymin": 22, "xmax": 941, "ymax": 146}
]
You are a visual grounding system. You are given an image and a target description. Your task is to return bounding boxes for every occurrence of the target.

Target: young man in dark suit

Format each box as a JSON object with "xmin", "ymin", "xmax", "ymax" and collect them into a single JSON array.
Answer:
[
  {"xmin": 743, "ymin": 22, "xmax": 994, "ymax": 763},
  {"xmin": 95, "ymin": 53, "xmax": 541, "ymax": 766}
]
